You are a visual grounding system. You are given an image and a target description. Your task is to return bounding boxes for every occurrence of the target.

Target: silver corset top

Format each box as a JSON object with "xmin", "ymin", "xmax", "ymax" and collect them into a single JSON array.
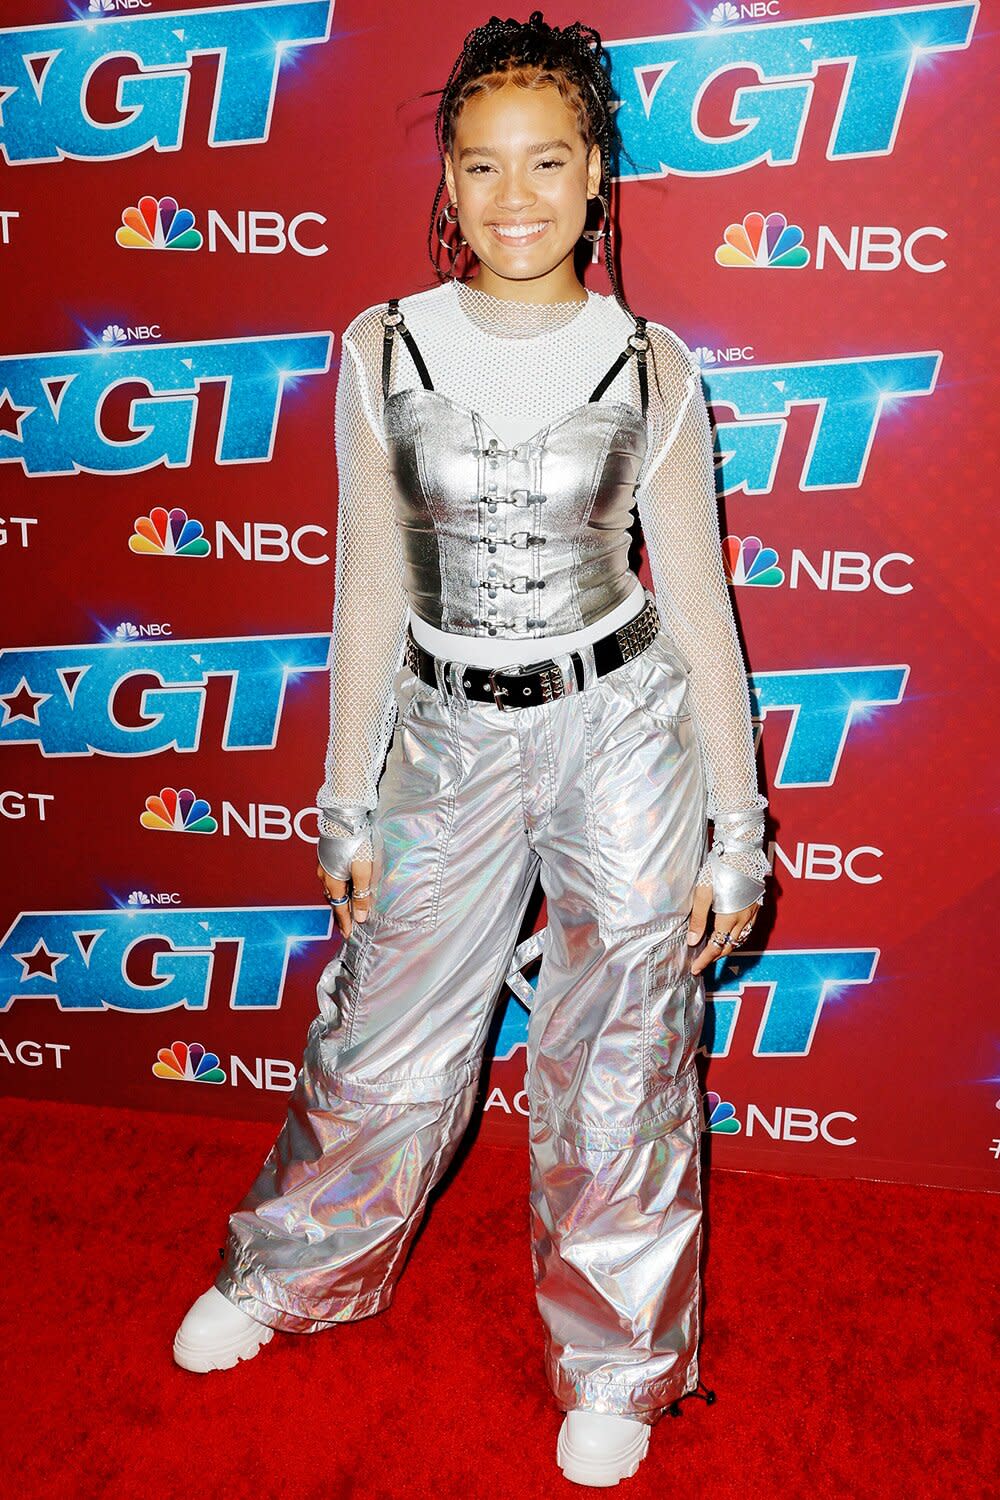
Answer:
[{"xmin": 381, "ymin": 302, "xmax": 651, "ymax": 640}]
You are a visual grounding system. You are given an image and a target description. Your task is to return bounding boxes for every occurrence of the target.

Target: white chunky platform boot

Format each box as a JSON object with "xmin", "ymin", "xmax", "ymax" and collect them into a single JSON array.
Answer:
[
  {"xmin": 556, "ymin": 1410, "xmax": 651, "ymax": 1487},
  {"xmin": 173, "ymin": 1286, "xmax": 276, "ymax": 1373}
]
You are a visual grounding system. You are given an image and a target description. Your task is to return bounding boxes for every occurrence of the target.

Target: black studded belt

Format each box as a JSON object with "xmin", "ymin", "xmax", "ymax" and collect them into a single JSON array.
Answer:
[{"xmin": 403, "ymin": 596, "xmax": 661, "ymax": 712}]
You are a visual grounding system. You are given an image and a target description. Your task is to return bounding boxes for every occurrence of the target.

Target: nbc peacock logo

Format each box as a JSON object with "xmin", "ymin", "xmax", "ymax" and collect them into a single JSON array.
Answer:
[
  {"xmin": 140, "ymin": 786, "xmax": 218, "ymax": 835},
  {"xmin": 116, "ymin": 195, "xmax": 203, "ymax": 252},
  {"xmin": 704, "ymin": 1091, "xmax": 741, "ymax": 1134},
  {"xmin": 710, "ymin": 2, "xmax": 740, "ymax": 21},
  {"xmin": 715, "ymin": 212, "xmax": 809, "ymax": 269},
  {"xmin": 722, "ymin": 535, "xmax": 784, "ymax": 587},
  {"xmin": 153, "ymin": 1042, "xmax": 226, "ymax": 1085},
  {"xmin": 129, "ymin": 506, "xmax": 211, "ymax": 558}
]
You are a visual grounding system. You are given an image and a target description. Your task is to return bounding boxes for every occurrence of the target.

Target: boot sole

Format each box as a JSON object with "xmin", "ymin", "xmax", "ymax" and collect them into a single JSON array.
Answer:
[
  {"xmin": 172, "ymin": 1321, "xmax": 274, "ymax": 1373},
  {"xmin": 556, "ymin": 1421, "xmax": 650, "ymax": 1488}
]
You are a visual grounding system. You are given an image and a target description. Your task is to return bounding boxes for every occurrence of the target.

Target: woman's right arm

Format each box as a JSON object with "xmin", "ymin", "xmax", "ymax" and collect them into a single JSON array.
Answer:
[{"xmin": 315, "ymin": 306, "xmax": 409, "ymax": 882}]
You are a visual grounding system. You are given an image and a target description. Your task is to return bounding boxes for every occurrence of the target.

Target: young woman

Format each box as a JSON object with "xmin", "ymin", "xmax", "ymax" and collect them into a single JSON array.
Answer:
[{"xmin": 173, "ymin": 12, "xmax": 770, "ymax": 1488}]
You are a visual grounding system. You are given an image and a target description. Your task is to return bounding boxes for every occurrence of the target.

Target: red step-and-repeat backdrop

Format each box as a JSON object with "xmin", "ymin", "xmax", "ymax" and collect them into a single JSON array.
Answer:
[{"xmin": 1, "ymin": 0, "xmax": 995, "ymax": 1191}]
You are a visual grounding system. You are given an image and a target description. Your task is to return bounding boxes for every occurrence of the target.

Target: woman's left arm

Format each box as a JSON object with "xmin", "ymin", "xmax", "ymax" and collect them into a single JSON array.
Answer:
[{"xmin": 634, "ymin": 326, "xmax": 771, "ymax": 924}]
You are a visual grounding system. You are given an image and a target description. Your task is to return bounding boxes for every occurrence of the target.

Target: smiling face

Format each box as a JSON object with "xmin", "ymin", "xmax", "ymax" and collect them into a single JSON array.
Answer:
[{"xmin": 444, "ymin": 77, "xmax": 602, "ymax": 302}]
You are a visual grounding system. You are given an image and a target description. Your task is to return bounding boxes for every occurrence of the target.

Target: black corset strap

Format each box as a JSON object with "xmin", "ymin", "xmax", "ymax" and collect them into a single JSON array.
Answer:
[
  {"xmin": 381, "ymin": 296, "xmax": 435, "ymax": 404},
  {"xmin": 588, "ymin": 316, "xmax": 650, "ymax": 418}
]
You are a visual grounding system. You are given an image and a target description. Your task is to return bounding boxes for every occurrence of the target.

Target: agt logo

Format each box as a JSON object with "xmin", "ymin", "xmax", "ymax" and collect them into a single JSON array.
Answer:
[
  {"xmin": 139, "ymin": 784, "xmax": 320, "ymax": 844},
  {"xmin": 117, "ymin": 194, "xmax": 327, "ymax": 258},
  {"xmin": 704, "ymin": 1091, "xmax": 858, "ymax": 1146},
  {"xmin": 0, "ymin": 515, "xmax": 36, "ymax": 548},
  {"xmin": 722, "ymin": 535, "xmax": 914, "ymax": 594},
  {"xmin": 606, "ymin": 4, "xmax": 978, "ymax": 179},
  {"xmin": 716, "ymin": 212, "xmax": 947, "ymax": 273},
  {"xmin": 0, "ymin": 631, "xmax": 331, "ymax": 758},
  {"xmin": 1, "ymin": 905, "xmax": 331, "ymax": 1012},
  {"xmin": 2, "ymin": 6, "xmax": 977, "ymax": 177},
  {"xmin": 153, "ymin": 1040, "xmax": 297, "ymax": 1092},
  {"xmin": 1, "ymin": 4, "xmax": 334, "ymax": 165},
  {"xmin": 129, "ymin": 507, "xmax": 330, "ymax": 565},
  {"xmin": 0, "ymin": 332, "xmax": 333, "ymax": 476}
]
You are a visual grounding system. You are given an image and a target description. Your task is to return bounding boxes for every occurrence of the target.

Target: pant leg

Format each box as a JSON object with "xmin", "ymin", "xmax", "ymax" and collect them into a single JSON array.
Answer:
[
  {"xmin": 215, "ymin": 672, "xmax": 540, "ymax": 1332},
  {"xmin": 522, "ymin": 632, "xmax": 710, "ymax": 1422}
]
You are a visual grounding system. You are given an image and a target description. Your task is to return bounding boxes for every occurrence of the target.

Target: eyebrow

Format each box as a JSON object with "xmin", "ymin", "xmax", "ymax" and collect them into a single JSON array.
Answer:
[{"xmin": 458, "ymin": 138, "xmax": 574, "ymax": 161}]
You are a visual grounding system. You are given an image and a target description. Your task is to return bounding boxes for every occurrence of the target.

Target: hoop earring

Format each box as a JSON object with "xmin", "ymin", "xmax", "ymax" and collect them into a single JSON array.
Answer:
[
  {"xmin": 435, "ymin": 200, "xmax": 467, "ymax": 276},
  {"xmin": 581, "ymin": 192, "xmax": 609, "ymax": 245}
]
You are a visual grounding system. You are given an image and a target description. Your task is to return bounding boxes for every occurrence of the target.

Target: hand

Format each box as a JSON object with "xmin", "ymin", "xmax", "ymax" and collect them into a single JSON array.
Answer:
[
  {"xmin": 686, "ymin": 883, "xmax": 760, "ymax": 977},
  {"xmin": 317, "ymin": 854, "xmax": 374, "ymax": 940}
]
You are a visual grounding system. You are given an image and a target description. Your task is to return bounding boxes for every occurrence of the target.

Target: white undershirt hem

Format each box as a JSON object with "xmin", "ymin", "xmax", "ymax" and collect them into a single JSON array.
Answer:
[{"xmin": 408, "ymin": 575, "xmax": 646, "ymax": 667}]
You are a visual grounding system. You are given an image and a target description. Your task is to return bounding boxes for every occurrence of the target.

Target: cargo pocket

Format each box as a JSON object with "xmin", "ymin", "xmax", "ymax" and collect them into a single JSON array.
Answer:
[
  {"xmin": 643, "ymin": 921, "xmax": 702, "ymax": 1094},
  {"xmin": 369, "ymin": 680, "xmax": 461, "ymax": 932},
  {"xmin": 310, "ymin": 919, "xmax": 374, "ymax": 1050},
  {"xmin": 602, "ymin": 630, "xmax": 693, "ymax": 732}
]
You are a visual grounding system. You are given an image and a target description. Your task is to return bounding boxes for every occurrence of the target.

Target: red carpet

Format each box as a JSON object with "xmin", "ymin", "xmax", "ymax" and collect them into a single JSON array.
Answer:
[{"xmin": 2, "ymin": 1094, "xmax": 996, "ymax": 1499}]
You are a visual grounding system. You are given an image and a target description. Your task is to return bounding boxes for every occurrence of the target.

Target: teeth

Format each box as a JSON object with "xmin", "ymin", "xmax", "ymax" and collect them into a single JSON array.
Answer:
[{"xmin": 493, "ymin": 223, "xmax": 547, "ymax": 239}]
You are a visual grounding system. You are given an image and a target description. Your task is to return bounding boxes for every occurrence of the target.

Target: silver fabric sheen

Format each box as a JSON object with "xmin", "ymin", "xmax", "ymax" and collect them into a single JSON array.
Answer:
[
  {"xmin": 217, "ymin": 619, "xmax": 709, "ymax": 1421},
  {"xmin": 384, "ymin": 389, "xmax": 647, "ymax": 637}
]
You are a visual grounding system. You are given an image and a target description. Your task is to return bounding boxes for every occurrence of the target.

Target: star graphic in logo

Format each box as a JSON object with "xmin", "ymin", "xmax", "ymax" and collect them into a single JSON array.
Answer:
[
  {"xmin": 0, "ymin": 387, "xmax": 35, "ymax": 442},
  {"xmin": 0, "ymin": 676, "xmax": 50, "ymax": 727},
  {"xmin": 12, "ymin": 939, "xmax": 68, "ymax": 983}
]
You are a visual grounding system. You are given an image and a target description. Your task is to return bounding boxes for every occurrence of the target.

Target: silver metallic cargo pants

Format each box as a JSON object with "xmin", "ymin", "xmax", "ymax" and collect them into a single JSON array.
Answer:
[{"xmin": 216, "ymin": 606, "xmax": 710, "ymax": 1421}]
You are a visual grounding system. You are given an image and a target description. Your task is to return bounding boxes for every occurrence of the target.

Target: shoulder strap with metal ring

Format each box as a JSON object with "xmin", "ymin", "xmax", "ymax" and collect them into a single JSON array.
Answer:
[{"xmin": 380, "ymin": 296, "xmax": 435, "ymax": 405}]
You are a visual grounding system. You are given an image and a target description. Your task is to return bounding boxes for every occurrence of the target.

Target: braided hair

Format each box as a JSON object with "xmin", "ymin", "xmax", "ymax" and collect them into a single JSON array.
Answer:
[{"xmin": 425, "ymin": 10, "xmax": 639, "ymax": 327}]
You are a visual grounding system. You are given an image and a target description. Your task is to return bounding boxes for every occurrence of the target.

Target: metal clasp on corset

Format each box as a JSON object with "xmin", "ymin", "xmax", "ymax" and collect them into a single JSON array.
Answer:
[
  {"xmin": 476, "ymin": 430, "xmax": 548, "ymax": 630},
  {"xmin": 478, "ymin": 531, "xmax": 546, "ymax": 553}
]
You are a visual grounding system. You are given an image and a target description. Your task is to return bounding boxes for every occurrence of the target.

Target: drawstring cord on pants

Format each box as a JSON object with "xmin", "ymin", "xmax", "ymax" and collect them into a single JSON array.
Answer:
[{"xmin": 666, "ymin": 1378, "xmax": 717, "ymax": 1417}]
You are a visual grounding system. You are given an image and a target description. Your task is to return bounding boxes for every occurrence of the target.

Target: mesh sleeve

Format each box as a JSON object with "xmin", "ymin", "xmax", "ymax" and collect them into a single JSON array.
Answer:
[
  {"xmin": 636, "ymin": 325, "xmax": 770, "ymax": 891},
  {"xmin": 315, "ymin": 305, "xmax": 409, "ymax": 841}
]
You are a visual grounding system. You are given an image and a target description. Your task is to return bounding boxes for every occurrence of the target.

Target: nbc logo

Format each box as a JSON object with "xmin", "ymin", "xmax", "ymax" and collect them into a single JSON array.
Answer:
[
  {"xmin": 704, "ymin": 1091, "xmax": 741, "ymax": 1134},
  {"xmin": 153, "ymin": 1042, "xmax": 299, "ymax": 1093},
  {"xmin": 716, "ymin": 212, "xmax": 809, "ymax": 269},
  {"xmin": 722, "ymin": 535, "xmax": 784, "ymax": 587},
  {"xmin": 110, "ymin": 619, "xmax": 172, "ymax": 639},
  {"xmin": 153, "ymin": 1042, "xmax": 226, "ymax": 1085},
  {"xmin": 141, "ymin": 786, "xmax": 218, "ymax": 835},
  {"xmin": 117, "ymin": 195, "xmax": 203, "ymax": 252},
  {"xmin": 694, "ymin": 346, "xmax": 717, "ymax": 366},
  {"xmin": 102, "ymin": 324, "xmax": 127, "ymax": 344},
  {"xmin": 708, "ymin": 2, "xmax": 781, "ymax": 24},
  {"xmin": 130, "ymin": 507, "xmax": 211, "ymax": 558}
]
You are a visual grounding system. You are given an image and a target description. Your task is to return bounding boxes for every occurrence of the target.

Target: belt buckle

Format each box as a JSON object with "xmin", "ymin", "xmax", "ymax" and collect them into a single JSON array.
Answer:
[
  {"xmin": 487, "ymin": 665, "xmax": 515, "ymax": 710},
  {"xmin": 487, "ymin": 658, "xmax": 565, "ymax": 711}
]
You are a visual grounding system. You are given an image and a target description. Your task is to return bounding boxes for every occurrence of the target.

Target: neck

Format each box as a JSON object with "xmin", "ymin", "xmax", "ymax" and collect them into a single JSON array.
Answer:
[
  {"xmin": 452, "ymin": 278, "xmax": 592, "ymax": 339},
  {"xmin": 463, "ymin": 267, "xmax": 588, "ymax": 307}
]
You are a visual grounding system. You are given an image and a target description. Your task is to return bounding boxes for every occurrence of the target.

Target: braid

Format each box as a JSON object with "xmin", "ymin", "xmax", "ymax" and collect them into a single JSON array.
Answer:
[{"xmin": 421, "ymin": 11, "xmax": 642, "ymax": 335}]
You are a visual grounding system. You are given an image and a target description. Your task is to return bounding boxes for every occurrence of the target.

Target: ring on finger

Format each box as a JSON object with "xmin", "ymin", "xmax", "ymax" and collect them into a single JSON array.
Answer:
[{"xmin": 710, "ymin": 930, "xmax": 732, "ymax": 948}]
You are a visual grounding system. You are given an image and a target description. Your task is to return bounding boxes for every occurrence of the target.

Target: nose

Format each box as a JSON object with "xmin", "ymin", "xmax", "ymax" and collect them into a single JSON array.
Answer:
[{"xmin": 493, "ymin": 168, "xmax": 536, "ymax": 214}]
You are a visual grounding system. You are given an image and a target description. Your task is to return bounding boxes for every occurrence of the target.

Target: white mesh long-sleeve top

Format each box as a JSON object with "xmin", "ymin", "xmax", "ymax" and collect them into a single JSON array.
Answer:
[{"xmin": 317, "ymin": 277, "xmax": 769, "ymax": 893}]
